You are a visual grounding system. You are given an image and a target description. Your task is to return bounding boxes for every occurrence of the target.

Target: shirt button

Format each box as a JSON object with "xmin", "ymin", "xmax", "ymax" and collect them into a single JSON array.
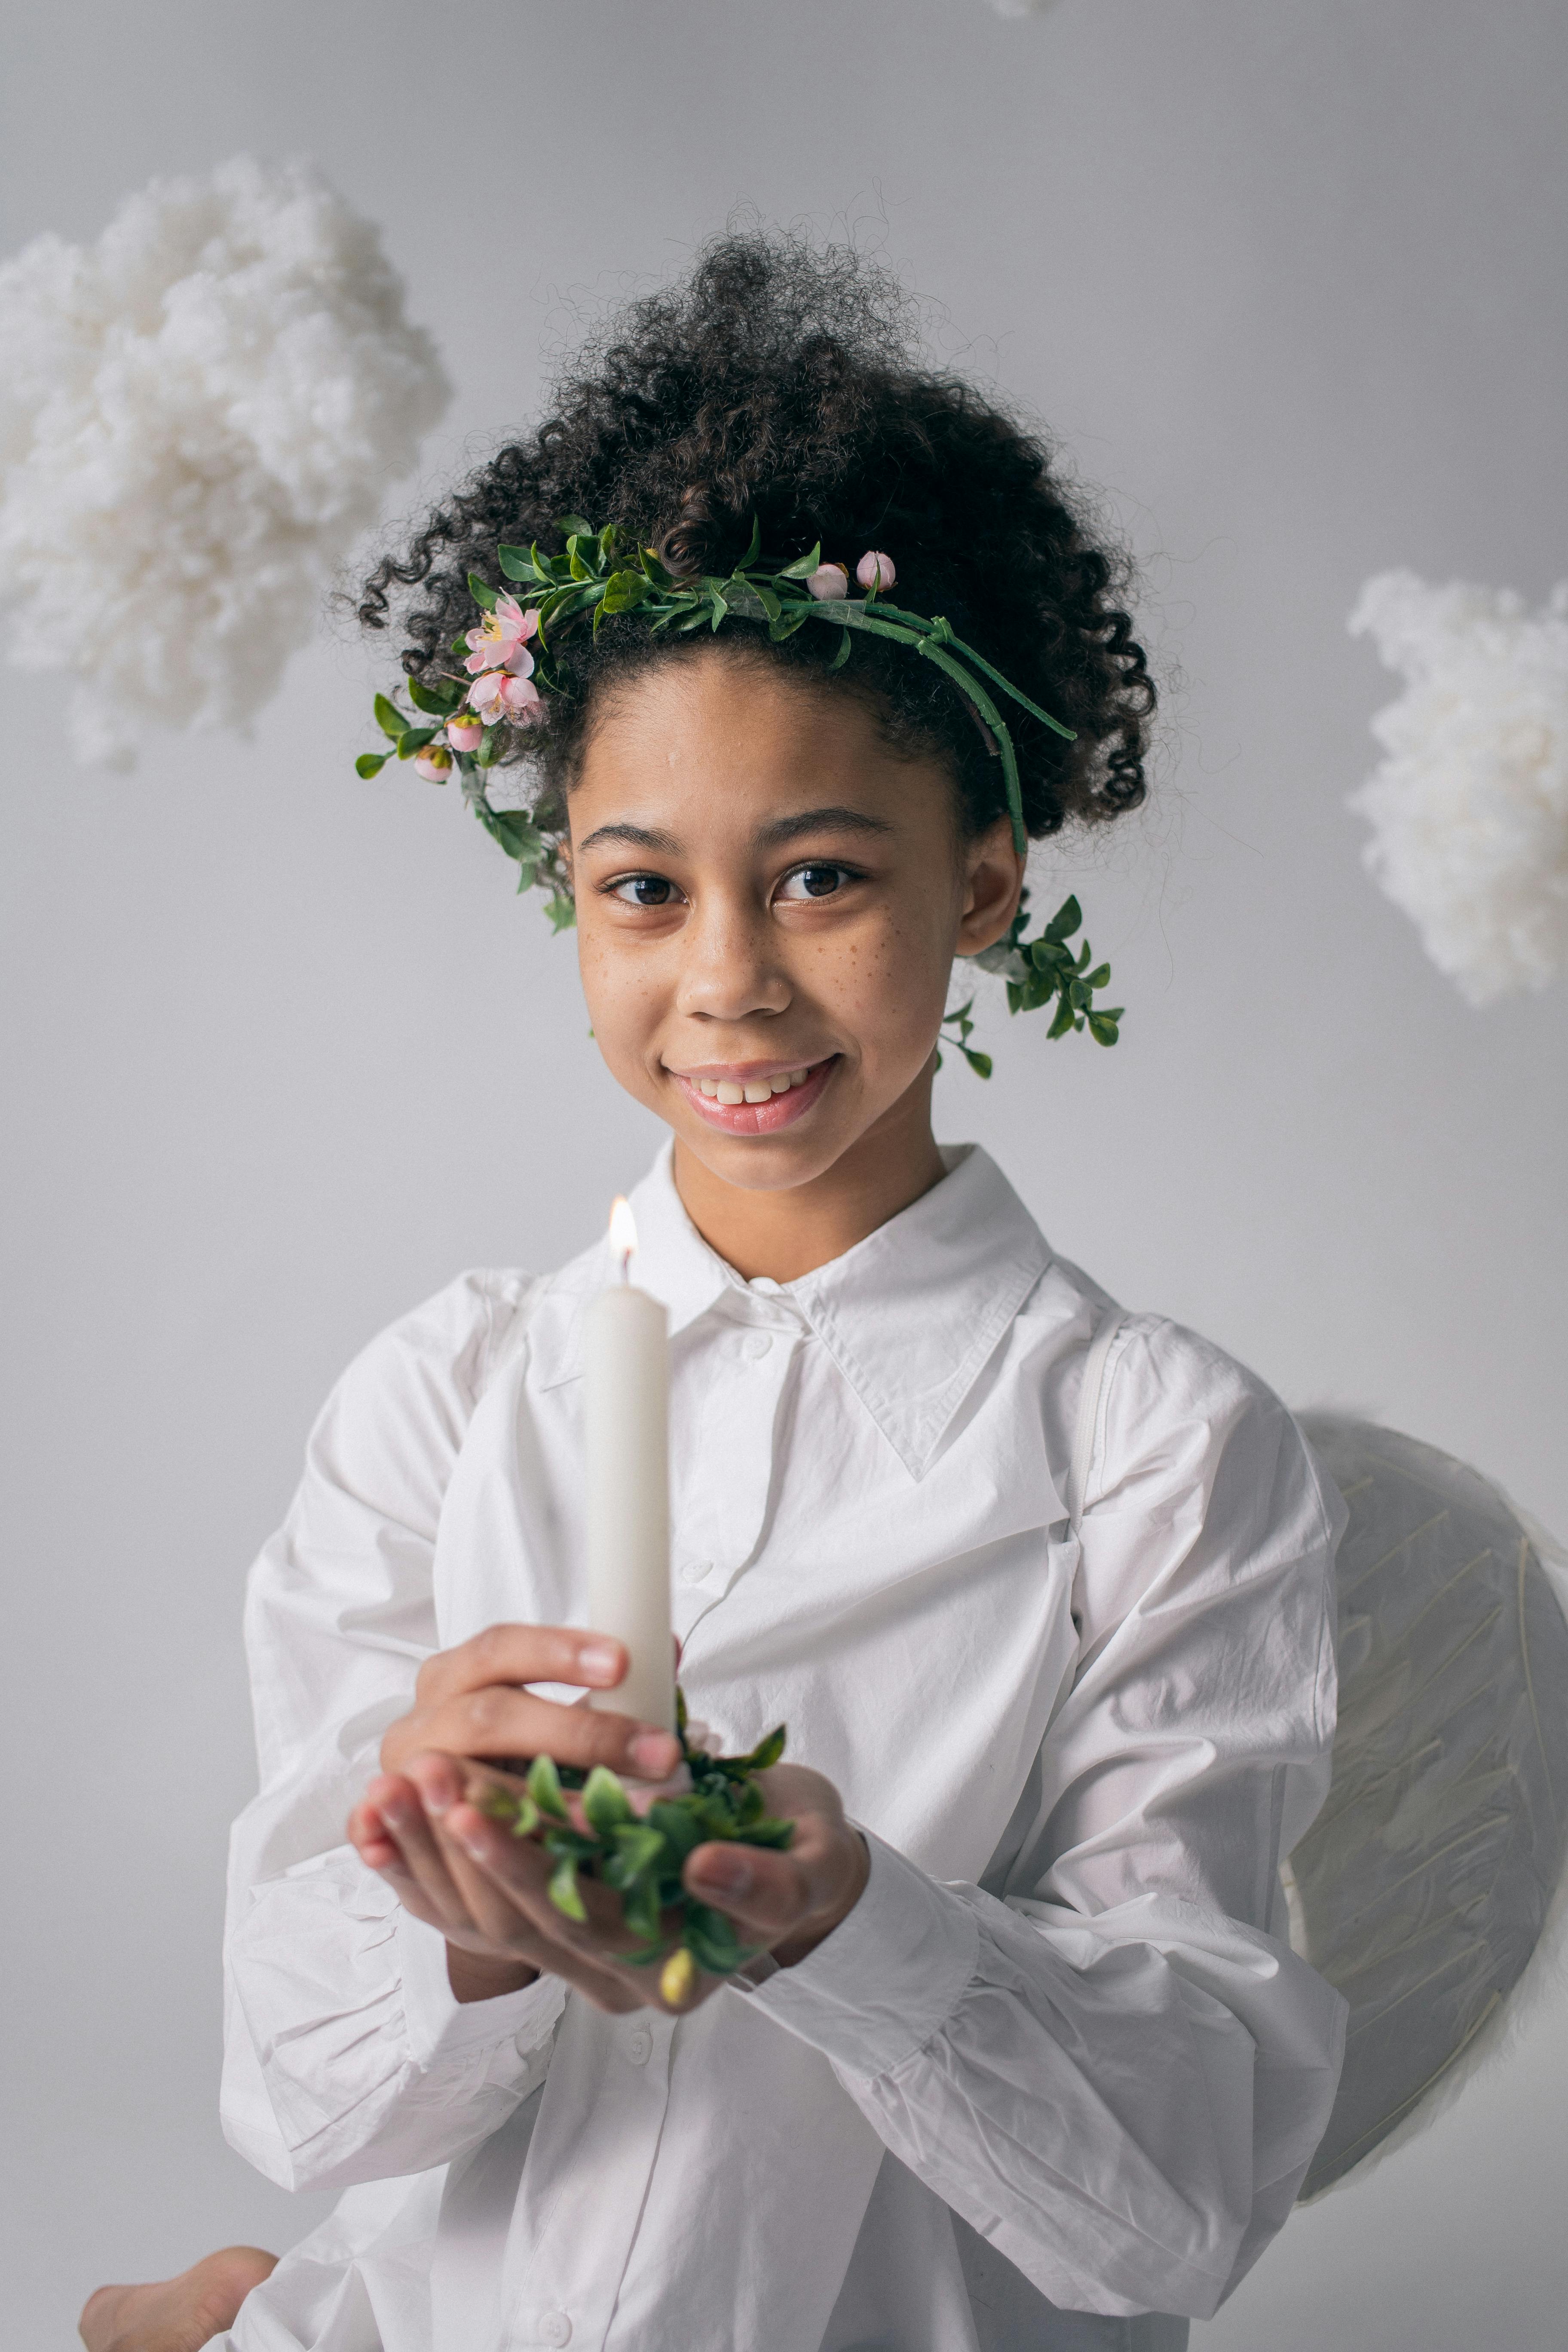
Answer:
[
  {"xmin": 538, "ymin": 2314, "xmax": 572, "ymax": 2348},
  {"xmin": 626, "ymin": 2025, "xmax": 652, "ymax": 2066},
  {"xmin": 740, "ymin": 1332, "xmax": 774, "ymax": 1360},
  {"xmin": 679, "ymin": 1559, "xmax": 712, "ymax": 1585}
]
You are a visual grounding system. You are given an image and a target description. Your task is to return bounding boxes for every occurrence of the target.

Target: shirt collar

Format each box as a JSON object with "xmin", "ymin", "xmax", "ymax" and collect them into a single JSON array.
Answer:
[{"xmin": 614, "ymin": 1140, "xmax": 1052, "ymax": 1478}]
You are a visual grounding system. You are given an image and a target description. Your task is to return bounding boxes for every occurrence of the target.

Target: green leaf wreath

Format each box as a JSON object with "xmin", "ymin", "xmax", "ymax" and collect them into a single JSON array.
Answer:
[
  {"xmin": 357, "ymin": 518, "xmax": 1124, "ymax": 1067},
  {"xmin": 477, "ymin": 1688, "xmax": 794, "ymax": 2006}
]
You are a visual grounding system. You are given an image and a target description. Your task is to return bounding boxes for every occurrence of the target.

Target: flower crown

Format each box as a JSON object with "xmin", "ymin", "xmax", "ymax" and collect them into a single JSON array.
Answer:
[{"xmin": 358, "ymin": 519, "xmax": 1123, "ymax": 1068}]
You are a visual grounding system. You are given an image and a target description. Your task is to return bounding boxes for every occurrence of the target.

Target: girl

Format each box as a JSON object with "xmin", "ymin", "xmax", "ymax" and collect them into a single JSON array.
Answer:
[{"xmin": 89, "ymin": 239, "xmax": 1345, "ymax": 2352}]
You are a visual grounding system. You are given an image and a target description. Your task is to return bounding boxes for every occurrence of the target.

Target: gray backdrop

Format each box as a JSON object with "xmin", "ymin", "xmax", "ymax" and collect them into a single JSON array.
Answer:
[{"xmin": 3, "ymin": 3, "xmax": 1565, "ymax": 2345}]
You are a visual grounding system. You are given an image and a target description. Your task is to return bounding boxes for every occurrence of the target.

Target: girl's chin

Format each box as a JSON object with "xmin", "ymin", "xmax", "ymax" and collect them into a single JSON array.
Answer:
[{"xmin": 670, "ymin": 1054, "xmax": 839, "ymax": 1138}]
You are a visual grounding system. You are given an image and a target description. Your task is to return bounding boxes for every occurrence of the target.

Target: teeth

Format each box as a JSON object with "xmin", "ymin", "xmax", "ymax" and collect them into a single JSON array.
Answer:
[
  {"xmin": 742, "ymin": 1082, "xmax": 773, "ymax": 1103},
  {"xmin": 790, "ymin": 1066, "xmax": 811, "ymax": 1086},
  {"xmin": 698, "ymin": 1078, "xmax": 719, "ymax": 1098},
  {"xmin": 715, "ymin": 1082, "xmax": 744, "ymax": 1105},
  {"xmin": 768, "ymin": 1073, "xmax": 793, "ymax": 1094}
]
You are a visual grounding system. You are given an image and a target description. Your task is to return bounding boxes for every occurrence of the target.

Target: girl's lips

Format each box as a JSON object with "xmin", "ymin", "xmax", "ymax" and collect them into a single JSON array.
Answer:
[{"xmin": 672, "ymin": 1056, "xmax": 838, "ymax": 1135}]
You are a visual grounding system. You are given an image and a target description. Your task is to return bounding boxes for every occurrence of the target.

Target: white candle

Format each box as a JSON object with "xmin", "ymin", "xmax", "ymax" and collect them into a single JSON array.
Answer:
[{"xmin": 583, "ymin": 1197, "xmax": 675, "ymax": 1733}]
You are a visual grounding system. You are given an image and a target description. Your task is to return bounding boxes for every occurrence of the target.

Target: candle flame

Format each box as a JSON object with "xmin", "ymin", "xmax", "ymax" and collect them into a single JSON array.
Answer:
[{"xmin": 608, "ymin": 1196, "xmax": 638, "ymax": 1265}]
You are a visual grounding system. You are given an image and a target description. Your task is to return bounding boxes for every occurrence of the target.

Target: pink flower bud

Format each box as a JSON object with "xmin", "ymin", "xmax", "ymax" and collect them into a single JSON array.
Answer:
[
  {"xmin": 446, "ymin": 714, "xmax": 484, "ymax": 753},
  {"xmin": 807, "ymin": 563, "xmax": 850, "ymax": 601},
  {"xmin": 856, "ymin": 551, "xmax": 895, "ymax": 592},
  {"xmin": 413, "ymin": 743, "xmax": 453, "ymax": 783}
]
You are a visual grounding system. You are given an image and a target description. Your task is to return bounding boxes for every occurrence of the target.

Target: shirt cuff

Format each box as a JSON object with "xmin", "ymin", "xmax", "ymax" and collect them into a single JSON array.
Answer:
[
  {"xmin": 744, "ymin": 1828, "xmax": 980, "ymax": 2079},
  {"xmin": 395, "ymin": 1907, "xmax": 566, "ymax": 2068}
]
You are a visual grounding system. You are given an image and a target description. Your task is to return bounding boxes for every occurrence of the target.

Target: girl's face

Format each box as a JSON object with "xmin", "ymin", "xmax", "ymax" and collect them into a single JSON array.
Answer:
[{"xmin": 567, "ymin": 650, "xmax": 1023, "ymax": 1204}]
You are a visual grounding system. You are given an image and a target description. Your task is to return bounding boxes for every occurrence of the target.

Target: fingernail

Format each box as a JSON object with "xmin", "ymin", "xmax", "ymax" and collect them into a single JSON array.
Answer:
[
  {"xmin": 629, "ymin": 1731, "xmax": 680, "ymax": 1778},
  {"xmin": 695, "ymin": 1849, "xmax": 751, "ymax": 1895},
  {"xmin": 454, "ymin": 1820, "xmax": 488, "ymax": 1859},
  {"xmin": 579, "ymin": 1640, "xmax": 623, "ymax": 1683}
]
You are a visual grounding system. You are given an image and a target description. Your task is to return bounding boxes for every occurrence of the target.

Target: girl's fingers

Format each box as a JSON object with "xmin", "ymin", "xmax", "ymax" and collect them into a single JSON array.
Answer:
[
  {"xmin": 363, "ymin": 1773, "xmax": 481, "ymax": 1939},
  {"xmin": 438, "ymin": 1798, "xmax": 655, "ymax": 2009},
  {"xmin": 384, "ymin": 1686, "xmax": 681, "ymax": 1785},
  {"xmin": 684, "ymin": 1806, "xmax": 867, "ymax": 1947},
  {"xmin": 414, "ymin": 1624, "xmax": 627, "ymax": 1709}
]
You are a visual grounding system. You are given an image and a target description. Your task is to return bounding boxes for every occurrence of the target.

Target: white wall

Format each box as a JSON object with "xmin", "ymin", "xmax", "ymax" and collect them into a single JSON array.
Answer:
[{"xmin": 3, "ymin": 3, "xmax": 1565, "ymax": 2344}]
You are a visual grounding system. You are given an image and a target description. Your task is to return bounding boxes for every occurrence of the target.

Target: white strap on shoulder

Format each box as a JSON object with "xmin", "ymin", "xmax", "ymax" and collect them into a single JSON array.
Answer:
[{"xmin": 1067, "ymin": 1311, "xmax": 1126, "ymax": 1531}]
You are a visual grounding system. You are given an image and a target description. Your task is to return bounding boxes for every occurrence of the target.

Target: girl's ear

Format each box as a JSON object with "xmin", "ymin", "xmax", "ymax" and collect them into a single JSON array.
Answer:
[{"xmin": 955, "ymin": 817, "xmax": 1026, "ymax": 956}]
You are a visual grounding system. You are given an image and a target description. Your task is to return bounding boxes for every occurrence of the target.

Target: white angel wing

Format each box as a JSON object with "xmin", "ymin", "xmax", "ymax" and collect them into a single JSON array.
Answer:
[{"xmin": 1285, "ymin": 1417, "xmax": 1568, "ymax": 2197}]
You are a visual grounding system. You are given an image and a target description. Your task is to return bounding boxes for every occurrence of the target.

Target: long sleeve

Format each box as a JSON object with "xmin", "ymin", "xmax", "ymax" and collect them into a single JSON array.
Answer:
[
  {"xmin": 221, "ymin": 1271, "xmax": 566, "ymax": 2194},
  {"xmin": 749, "ymin": 1316, "xmax": 1348, "ymax": 2321}
]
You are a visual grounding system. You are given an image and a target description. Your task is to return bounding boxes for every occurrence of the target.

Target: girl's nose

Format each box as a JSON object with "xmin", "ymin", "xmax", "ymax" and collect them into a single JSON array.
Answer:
[{"xmin": 674, "ymin": 899, "xmax": 791, "ymax": 1023}]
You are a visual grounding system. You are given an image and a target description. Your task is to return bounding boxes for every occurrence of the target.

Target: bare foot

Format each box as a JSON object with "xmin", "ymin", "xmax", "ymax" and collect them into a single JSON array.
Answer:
[{"xmin": 80, "ymin": 2247, "xmax": 278, "ymax": 2352}]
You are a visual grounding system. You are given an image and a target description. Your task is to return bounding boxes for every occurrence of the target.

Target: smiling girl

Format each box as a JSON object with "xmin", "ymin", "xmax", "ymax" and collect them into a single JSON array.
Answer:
[{"xmin": 87, "ymin": 240, "xmax": 1346, "ymax": 2352}]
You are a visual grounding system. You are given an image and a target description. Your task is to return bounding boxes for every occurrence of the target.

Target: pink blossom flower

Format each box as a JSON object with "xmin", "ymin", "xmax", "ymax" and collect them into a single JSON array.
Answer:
[
  {"xmin": 807, "ymin": 563, "xmax": 850, "ymax": 601},
  {"xmin": 413, "ymin": 742, "xmax": 453, "ymax": 783},
  {"xmin": 445, "ymin": 712, "xmax": 484, "ymax": 753},
  {"xmin": 463, "ymin": 594, "xmax": 539, "ymax": 676},
  {"xmin": 856, "ymin": 551, "xmax": 896, "ymax": 592},
  {"xmin": 468, "ymin": 669, "xmax": 544, "ymax": 727}
]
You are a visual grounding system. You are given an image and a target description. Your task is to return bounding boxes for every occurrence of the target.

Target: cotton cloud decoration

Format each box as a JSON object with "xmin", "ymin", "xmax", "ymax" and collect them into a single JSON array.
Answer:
[
  {"xmin": 0, "ymin": 155, "xmax": 450, "ymax": 768},
  {"xmin": 1349, "ymin": 571, "xmax": 1568, "ymax": 1005}
]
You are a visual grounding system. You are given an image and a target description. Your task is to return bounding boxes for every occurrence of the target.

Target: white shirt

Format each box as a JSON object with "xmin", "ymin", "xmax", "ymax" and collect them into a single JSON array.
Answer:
[{"xmin": 220, "ymin": 1144, "xmax": 1347, "ymax": 2352}]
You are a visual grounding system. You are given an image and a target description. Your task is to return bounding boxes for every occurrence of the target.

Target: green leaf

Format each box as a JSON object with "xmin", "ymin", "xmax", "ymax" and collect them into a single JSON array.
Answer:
[
  {"xmin": 1085, "ymin": 962, "xmax": 1111, "ymax": 990},
  {"xmin": 406, "ymin": 675, "xmax": 461, "ymax": 717},
  {"xmin": 467, "ymin": 572, "xmax": 498, "ymax": 612},
  {"xmin": 568, "ymin": 540, "xmax": 593, "ymax": 582},
  {"xmin": 1047, "ymin": 994, "xmax": 1077, "ymax": 1040},
  {"xmin": 648, "ymin": 1801, "xmax": 704, "ymax": 1861},
  {"xmin": 683, "ymin": 1905, "xmax": 743, "ymax": 1975},
  {"xmin": 829, "ymin": 627, "xmax": 852, "ymax": 672},
  {"xmin": 507, "ymin": 1793, "xmax": 541, "ymax": 1839},
  {"xmin": 767, "ymin": 605, "xmax": 810, "ymax": 640},
  {"xmin": 752, "ymin": 582, "xmax": 781, "ymax": 622},
  {"xmin": 475, "ymin": 726, "xmax": 502, "ymax": 769},
  {"xmin": 738, "ymin": 1724, "xmax": 786, "ymax": 1773},
  {"xmin": 548, "ymin": 1853, "xmax": 587, "ymax": 1922},
  {"xmin": 1087, "ymin": 1013, "xmax": 1120, "ymax": 1047},
  {"xmin": 639, "ymin": 545, "xmax": 676, "ymax": 588},
  {"xmin": 621, "ymin": 1875, "xmax": 662, "ymax": 1943},
  {"xmin": 557, "ymin": 514, "xmax": 593, "ymax": 542},
  {"xmin": 544, "ymin": 891, "xmax": 577, "ymax": 934},
  {"xmin": 396, "ymin": 726, "xmax": 439, "ymax": 758},
  {"xmin": 528, "ymin": 1753, "xmax": 569, "ymax": 1821},
  {"xmin": 610, "ymin": 1822, "xmax": 665, "ymax": 1877},
  {"xmin": 736, "ymin": 514, "xmax": 763, "ymax": 570},
  {"xmin": 963, "ymin": 1046, "xmax": 994, "ymax": 1079},
  {"xmin": 600, "ymin": 569, "xmax": 650, "ymax": 615},
  {"xmin": 777, "ymin": 542, "xmax": 822, "ymax": 580},
  {"xmin": 741, "ymin": 1816, "xmax": 796, "ymax": 1850},
  {"xmin": 497, "ymin": 544, "xmax": 542, "ymax": 582},
  {"xmin": 355, "ymin": 751, "xmax": 390, "ymax": 778},
  {"xmin": 582, "ymin": 1765, "xmax": 635, "ymax": 1835},
  {"xmin": 1044, "ymin": 894, "xmax": 1082, "ymax": 943},
  {"xmin": 374, "ymin": 693, "xmax": 405, "ymax": 741}
]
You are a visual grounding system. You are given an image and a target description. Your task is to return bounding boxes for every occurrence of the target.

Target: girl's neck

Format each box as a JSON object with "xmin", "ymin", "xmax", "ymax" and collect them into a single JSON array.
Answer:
[{"xmin": 671, "ymin": 1071, "xmax": 947, "ymax": 1285}]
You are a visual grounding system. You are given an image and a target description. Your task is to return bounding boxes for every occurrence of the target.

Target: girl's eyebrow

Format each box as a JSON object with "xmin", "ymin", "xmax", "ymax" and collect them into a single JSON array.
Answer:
[
  {"xmin": 756, "ymin": 807, "xmax": 895, "ymax": 845},
  {"xmin": 577, "ymin": 806, "xmax": 895, "ymax": 857},
  {"xmin": 576, "ymin": 821, "xmax": 682, "ymax": 854}
]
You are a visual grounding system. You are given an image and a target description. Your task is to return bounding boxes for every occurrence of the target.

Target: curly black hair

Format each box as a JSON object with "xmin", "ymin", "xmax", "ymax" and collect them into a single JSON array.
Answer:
[{"xmin": 360, "ymin": 236, "xmax": 1153, "ymax": 844}]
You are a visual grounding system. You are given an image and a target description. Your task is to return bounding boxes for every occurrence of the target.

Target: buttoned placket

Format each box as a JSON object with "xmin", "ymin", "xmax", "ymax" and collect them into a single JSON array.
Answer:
[
  {"xmin": 496, "ymin": 2008, "xmax": 680, "ymax": 2352},
  {"xmin": 669, "ymin": 1292, "xmax": 807, "ymax": 1647}
]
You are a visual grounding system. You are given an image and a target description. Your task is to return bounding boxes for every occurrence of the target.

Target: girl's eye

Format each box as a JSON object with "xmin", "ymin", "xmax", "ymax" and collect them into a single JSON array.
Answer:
[
  {"xmin": 777, "ymin": 863, "xmax": 854, "ymax": 902},
  {"xmin": 609, "ymin": 874, "xmax": 681, "ymax": 907}
]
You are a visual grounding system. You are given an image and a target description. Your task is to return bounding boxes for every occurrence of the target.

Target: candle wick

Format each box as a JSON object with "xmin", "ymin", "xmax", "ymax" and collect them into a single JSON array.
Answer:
[{"xmin": 619, "ymin": 1250, "xmax": 632, "ymax": 1285}]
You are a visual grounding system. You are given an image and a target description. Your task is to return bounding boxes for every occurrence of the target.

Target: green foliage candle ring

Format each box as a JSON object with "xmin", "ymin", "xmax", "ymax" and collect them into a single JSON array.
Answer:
[{"xmin": 479, "ymin": 1690, "xmax": 794, "ymax": 2008}]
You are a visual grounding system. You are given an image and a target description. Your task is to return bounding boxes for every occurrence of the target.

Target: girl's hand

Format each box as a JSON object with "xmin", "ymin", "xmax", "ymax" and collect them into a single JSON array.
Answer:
[{"xmin": 349, "ymin": 1631, "xmax": 868, "ymax": 2012}]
